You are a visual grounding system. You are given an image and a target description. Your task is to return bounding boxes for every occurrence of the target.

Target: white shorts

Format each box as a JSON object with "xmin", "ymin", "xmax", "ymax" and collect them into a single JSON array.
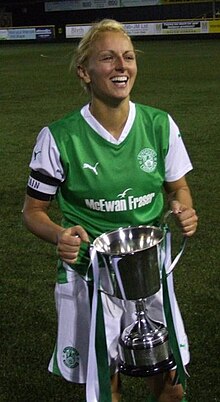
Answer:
[{"xmin": 48, "ymin": 271, "xmax": 189, "ymax": 384}]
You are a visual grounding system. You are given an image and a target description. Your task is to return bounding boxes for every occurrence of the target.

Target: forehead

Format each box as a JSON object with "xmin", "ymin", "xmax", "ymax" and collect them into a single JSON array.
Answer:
[{"xmin": 91, "ymin": 31, "xmax": 134, "ymax": 52}]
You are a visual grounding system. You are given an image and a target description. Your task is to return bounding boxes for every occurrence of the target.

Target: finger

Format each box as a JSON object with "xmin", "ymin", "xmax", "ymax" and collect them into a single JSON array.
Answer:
[
  {"xmin": 69, "ymin": 225, "xmax": 90, "ymax": 243},
  {"xmin": 59, "ymin": 233, "xmax": 81, "ymax": 247},
  {"xmin": 57, "ymin": 241, "xmax": 80, "ymax": 253},
  {"xmin": 181, "ymin": 220, "xmax": 198, "ymax": 236},
  {"xmin": 175, "ymin": 208, "xmax": 197, "ymax": 224},
  {"xmin": 61, "ymin": 253, "xmax": 79, "ymax": 263},
  {"xmin": 183, "ymin": 228, "xmax": 197, "ymax": 237},
  {"xmin": 170, "ymin": 200, "xmax": 182, "ymax": 214},
  {"xmin": 57, "ymin": 247, "xmax": 79, "ymax": 263}
]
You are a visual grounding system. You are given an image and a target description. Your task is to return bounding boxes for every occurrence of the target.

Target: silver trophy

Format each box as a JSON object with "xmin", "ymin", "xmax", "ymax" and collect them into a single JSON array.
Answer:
[{"xmin": 92, "ymin": 223, "xmax": 185, "ymax": 377}]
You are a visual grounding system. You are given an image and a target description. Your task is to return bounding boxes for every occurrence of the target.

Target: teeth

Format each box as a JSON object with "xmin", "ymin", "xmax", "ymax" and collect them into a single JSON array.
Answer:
[{"xmin": 111, "ymin": 76, "xmax": 128, "ymax": 83}]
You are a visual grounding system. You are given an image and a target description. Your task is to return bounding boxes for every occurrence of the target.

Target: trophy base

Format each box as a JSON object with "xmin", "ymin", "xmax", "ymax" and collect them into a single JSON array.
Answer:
[{"xmin": 119, "ymin": 355, "xmax": 176, "ymax": 377}]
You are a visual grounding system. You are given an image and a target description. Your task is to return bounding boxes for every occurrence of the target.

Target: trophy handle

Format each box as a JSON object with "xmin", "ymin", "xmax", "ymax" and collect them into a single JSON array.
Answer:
[
  {"xmin": 163, "ymin": 208, "xmax": 176, "ymax": 224},
  {"xmin": 163, "ymin": 210, "xmax": 187, "ymax": 276}
]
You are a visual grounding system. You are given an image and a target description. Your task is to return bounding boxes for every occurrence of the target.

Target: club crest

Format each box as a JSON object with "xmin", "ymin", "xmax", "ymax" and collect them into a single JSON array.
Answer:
[
  {"xmin": 137, "ymin": 148, "xmax": 157, "ymax": 173},
  {"xmin": 62, "ymin": 346, "xmax": 79, "ymax": 369}
]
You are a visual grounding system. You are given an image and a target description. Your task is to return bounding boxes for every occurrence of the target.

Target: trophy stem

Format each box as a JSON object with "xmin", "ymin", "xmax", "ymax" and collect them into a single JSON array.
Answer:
[
  {"xmin": 119, "ymin": 298, "xmax": 176, "ymax": 377},
  {"xmin": 135, "ymin": 299, "xmax": 146, "ymax": 313},
  {"xmin": 135, "ymin": 299, "xmax": 156, "ymax": 333}
]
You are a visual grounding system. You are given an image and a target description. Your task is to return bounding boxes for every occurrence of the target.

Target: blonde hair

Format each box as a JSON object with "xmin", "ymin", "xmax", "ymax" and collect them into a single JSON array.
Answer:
[{"xmin": 71, "ymin": 19, "xmax": 133, "ymax": 92}]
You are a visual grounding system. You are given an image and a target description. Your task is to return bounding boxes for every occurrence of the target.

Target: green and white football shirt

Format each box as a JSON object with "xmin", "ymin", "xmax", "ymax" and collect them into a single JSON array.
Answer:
[{"xmin": 27, "ymin": 102, "xmax": 192, "ymax": 281}]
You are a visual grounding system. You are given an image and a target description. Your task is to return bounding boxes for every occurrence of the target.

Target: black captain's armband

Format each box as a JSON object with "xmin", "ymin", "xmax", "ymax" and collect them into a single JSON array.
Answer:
[{"xmin": 27, "ymin": 170, "xmax": 61, "ymax": 201}]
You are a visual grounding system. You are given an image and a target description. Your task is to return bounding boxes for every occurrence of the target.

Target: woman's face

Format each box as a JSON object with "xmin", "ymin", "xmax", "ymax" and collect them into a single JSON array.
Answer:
[{"xmin": 80, "ymin": 31, "xmax": 137, "ymax": 106}]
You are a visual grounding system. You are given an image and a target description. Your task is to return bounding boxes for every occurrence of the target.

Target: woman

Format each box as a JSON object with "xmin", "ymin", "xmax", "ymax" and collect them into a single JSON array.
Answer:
[{"xmin": 23, "ymin": 19, "xmax": 198, "ymax": 402}]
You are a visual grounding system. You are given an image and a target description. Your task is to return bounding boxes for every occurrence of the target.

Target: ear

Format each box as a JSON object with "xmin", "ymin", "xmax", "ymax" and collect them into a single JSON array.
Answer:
[{"xmin": 77, "ymin": 65, "xmax": 91, "ymax": 84}]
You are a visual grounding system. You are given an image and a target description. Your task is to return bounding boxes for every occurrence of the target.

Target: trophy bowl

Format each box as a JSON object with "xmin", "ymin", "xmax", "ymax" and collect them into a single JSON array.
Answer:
[{"xmin": 93, "ymin": 225, "xmax": 164, "ymax": 300}]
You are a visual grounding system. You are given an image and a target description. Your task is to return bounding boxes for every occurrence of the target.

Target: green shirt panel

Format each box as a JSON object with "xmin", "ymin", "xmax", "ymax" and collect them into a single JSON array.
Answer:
[{"xmin": 49, "ymin": 103, "xmax": 170, "ymax": 276}]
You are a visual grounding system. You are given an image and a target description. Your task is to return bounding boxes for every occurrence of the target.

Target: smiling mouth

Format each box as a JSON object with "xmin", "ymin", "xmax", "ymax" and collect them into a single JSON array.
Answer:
[{"xmin": 111, "ymin": 76, "xmax": 128, "ymax": 85}]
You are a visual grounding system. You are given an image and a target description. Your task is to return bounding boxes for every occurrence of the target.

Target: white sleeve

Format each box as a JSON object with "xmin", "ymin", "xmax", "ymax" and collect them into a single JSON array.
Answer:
[
  {"xmin": 27, "ymin": 127, "xmax": 65, "ymax": 200},
  {"xmin": 165, "ymin": 115, "xmax": 193, "ymax": 182},
  {"xmin": 29, "ymin": 126, "xmax": 65, "ymax": 181}
]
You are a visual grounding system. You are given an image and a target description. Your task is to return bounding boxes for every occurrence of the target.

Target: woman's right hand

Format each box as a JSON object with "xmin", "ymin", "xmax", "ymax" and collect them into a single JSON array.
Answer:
[{"xmin": 56, "ymin": 225, "xmax": 90, "ymax": 264}]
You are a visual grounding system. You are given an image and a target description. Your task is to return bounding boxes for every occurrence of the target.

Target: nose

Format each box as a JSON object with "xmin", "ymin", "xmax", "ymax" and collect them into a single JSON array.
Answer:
[{"xmin": 115, "ymin": 55, "xmax": 126, "ymax": 70}]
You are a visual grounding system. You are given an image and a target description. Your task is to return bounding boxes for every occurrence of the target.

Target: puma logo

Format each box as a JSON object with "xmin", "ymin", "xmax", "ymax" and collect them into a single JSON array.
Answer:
[
  {"xmin": 34, "ymin": 150, "xmax": 41, "ymax": 160},
  {"xmin": 83, "ymin": 162, "xmax": 99, "ymax": 175}
]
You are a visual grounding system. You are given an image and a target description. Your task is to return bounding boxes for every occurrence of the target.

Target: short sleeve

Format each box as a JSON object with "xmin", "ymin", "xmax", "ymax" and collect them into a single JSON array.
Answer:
[
  {"xmin": 27, "ymin": 127, "xmax": 65, "ymax": 200},
  {"xmin": 165, "ymin": 115, "xmax": 193, "ymax": 182}
]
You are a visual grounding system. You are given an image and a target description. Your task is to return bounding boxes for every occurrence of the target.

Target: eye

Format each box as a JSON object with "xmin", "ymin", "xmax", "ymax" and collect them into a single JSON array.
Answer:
[
  {"xmin": 99, "ymin": 54, "xmax": 114, "ymax": 62},
  {"xmin": 124, "ymin": 52, "xmax": 136, "ymax": 61}
]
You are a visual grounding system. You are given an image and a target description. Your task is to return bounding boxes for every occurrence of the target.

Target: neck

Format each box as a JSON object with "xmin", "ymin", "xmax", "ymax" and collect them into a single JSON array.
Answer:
[{"xmin": 89, "ymin": 98, "xmax": 130, "ymax": 140}]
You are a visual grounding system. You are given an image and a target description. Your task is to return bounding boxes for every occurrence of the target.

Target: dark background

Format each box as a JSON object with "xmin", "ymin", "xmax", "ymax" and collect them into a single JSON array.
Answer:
[{"xmin": 0, "ymin": 0, "xmax": 219, "ymax": 29}]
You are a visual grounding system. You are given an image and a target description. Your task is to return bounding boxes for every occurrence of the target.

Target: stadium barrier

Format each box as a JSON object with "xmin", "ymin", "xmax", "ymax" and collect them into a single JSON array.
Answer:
[
  {"xmin": 0, "ymin": 26, "xmax": 55, "ymax": 41},
  {"xmin": 65, "ymin": 19, "xmax": 220, "ymax": 38},
  {"xmin": 0, "ymin": 19, "xmax": 219, "ymax": 42}
]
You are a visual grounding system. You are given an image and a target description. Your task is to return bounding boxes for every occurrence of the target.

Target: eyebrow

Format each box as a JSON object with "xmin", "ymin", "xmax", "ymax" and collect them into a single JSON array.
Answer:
[{"xmin": 98, "ymin": 49, "xmax": 136, "ymax": 55}]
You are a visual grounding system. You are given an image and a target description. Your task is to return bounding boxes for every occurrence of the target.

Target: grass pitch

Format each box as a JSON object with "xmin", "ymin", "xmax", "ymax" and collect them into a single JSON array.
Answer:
[{"xmin": 0, "ymin": 38, "xmax": 219, "ymax": 402}]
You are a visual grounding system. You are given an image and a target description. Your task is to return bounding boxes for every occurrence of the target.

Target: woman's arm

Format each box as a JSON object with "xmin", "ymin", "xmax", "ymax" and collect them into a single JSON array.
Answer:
[
  {"xmin": 22, "ymin": 194, "xmax": 89, "ymax": 264},
  {"xmin": 23, "ymin": 194, "xmax": 62, "ymax": 244},
  {"xmin": 164, "ymin": 176, "xmax": 198, "ymax": 237}
]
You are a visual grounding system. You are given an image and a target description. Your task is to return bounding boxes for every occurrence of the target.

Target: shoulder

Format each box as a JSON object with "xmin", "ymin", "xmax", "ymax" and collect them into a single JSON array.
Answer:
[
  {"xmin": 47, "ymin": 107, "xmax": 88, "ymax": 146},
  {"xmin": 134, "ymin": 103, "xmax": 170, "ymax": 130},
  {"xmin": 135, "ymin": 103, "xmax": 168, "ymax": 119},
  {"xmin": 134, "ymin": 103, "xmax": 170, "ymax": 133},
  {"xmin": 49, "ymin": 108, "xmax": 83, "ymax": 132}
]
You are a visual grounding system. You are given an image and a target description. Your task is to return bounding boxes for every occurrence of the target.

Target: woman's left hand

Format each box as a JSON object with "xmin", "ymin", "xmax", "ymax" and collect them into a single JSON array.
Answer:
[{"xmin": 170, "ymin": 200, "xmax": 198, "ymax": 237}]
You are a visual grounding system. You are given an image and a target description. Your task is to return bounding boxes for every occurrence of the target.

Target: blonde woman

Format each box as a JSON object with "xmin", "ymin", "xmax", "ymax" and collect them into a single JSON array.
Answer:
[{"xmin": 23, "ymin": 19, "xmax": 198, "ymax": 402}]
